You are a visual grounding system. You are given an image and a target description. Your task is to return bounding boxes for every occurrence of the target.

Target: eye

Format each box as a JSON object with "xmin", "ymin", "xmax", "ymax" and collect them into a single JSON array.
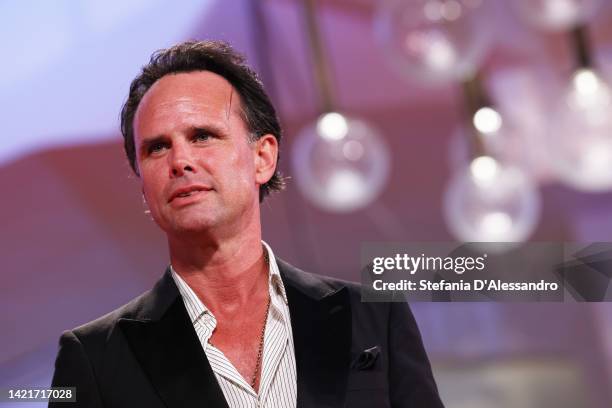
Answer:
[
  {"xmin": 193, "ymin": 130, "xmax": 212, "ymax": 142},
  {"xmin": 148, "ymin": 141, "xmax": 168, "ymax": 154}
]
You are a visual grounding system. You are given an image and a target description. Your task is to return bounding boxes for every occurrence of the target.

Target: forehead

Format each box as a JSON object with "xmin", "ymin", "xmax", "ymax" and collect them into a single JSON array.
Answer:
[{"xmin": 133, "ymin": 71, "xmax": 245, "ymax": 139}]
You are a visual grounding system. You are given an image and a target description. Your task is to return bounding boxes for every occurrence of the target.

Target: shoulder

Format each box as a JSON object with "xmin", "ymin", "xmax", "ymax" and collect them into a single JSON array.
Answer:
[
  {"xmin": 60, "ymin": 268, "xmax": 177, "ymax": 358},
  {"xmin": 276, "ymin": 257, "xmax": 392, "ymax": 317},
  {"xmin": 58, "ymin": 289, "xmax": 152, "ymax": 359},
  {"xmin": 50, "ymin": 288, "xmax": 158, "ymax": 384},
  {"xmin": 66, "ymin": 269, "xmax": 177, "ymax": 342},
  {"xmin": 276, "ymin": 257, "xmax": 363, "ymax": 296}
]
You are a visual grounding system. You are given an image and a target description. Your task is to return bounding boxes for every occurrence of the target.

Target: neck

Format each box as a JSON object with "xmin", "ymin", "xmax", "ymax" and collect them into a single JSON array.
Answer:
[{"xmin": 167, "ymin": 216, "xmax": 269, "ymax": 314}]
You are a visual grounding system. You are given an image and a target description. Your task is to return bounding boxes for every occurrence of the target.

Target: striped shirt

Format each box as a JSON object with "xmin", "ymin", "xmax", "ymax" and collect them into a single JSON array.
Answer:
[{"xmin": 170, "ymin": 242, "xmax": 297, "ymax": 408}]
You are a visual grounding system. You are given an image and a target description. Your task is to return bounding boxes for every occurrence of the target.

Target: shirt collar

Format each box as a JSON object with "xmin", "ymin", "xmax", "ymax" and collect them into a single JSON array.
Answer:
[
  {"xmin": 170, "ymin": 266, "xmax": 208, "ymax": 325},
  {"xmin": 263, "ymin": 240, "xmax": 289, "ymax": 305},
  {"xmin": 170, "ymin": 240, "xmax": 289, "ymax": 325}
]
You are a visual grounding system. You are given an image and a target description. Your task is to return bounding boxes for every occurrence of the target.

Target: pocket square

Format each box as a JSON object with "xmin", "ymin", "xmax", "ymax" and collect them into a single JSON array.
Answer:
[{"xmin": 351, "ymin": 345, "xmax": 381, "ymax": 370}]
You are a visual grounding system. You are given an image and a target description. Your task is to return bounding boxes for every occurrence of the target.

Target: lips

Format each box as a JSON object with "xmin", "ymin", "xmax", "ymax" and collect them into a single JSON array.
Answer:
[{"xmin": 168, "ymin": 185, "xmax": 211, "ymax": 203}]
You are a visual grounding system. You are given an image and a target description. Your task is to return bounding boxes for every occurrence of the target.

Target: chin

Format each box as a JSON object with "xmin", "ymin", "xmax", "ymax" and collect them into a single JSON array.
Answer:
[{"xmin": 162, "ymin": 211, "xmax": 224, "ymax": 236}]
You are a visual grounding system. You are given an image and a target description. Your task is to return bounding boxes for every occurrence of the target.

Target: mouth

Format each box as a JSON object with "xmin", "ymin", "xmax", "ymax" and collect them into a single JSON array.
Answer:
[{"xmin": 168, "ymin": 186, "xmax": 211, "ymax": 204}]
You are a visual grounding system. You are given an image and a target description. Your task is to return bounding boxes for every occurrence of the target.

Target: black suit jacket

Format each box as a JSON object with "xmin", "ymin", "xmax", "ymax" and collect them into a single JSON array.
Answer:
[{"xmin": 50, "ymin": 259, "xmax": 444, "ymax": 407}]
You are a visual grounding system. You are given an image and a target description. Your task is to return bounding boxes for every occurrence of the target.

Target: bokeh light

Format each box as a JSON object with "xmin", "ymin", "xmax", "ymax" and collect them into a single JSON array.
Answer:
[
  {"xmin": 292, "ymin": 112, "xmax": 391, "ymax": 212},
  {"xmin": 374, "ymin": 0, "xmax": 494, "ymax": 84},
  {"xmin": 512, "ymin": 0, "xmax": 602, "ymax": 31},
  {"xmin": 547, "ymin": 69, "xmax": 612, "ymax": 192},
  {"xmin": 444, "ymin": 156, "xmax": 541, "ymax": 242}
]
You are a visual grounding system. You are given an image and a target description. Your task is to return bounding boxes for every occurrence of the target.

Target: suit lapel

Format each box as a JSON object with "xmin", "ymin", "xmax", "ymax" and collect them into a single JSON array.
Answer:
[
  {"xmin": 278, "ymin": 259, "xmax": 352, "ymax": 408},
  {"xmin": 118, "ymin": 270, "xmax": 228, "ymax": 408}
]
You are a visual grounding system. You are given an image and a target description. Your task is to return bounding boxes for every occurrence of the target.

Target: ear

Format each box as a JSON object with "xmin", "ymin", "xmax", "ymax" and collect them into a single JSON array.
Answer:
[{"xmin": 254, "ymin": 134, "xmax": 278, "ymax": 185}]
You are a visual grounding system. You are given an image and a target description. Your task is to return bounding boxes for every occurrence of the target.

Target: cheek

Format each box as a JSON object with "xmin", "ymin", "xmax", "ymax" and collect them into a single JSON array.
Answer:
[
  {"xmin": 141, "ymin": 171, "xmax": 165, "ymax": 204},
  {"xmin": 237, "ymin": 150, "xmax": 258, "ymax": 186},
  {"xmin": 217, "ymin": 145, "xmax": 257, "ymax": 184}
]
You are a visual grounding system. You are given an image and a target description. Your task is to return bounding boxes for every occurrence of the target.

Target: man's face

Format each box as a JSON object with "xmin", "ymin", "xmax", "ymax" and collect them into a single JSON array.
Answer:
[{"xmin": 133, "ymin": 71, "xmax": 273, "ymax": 237}]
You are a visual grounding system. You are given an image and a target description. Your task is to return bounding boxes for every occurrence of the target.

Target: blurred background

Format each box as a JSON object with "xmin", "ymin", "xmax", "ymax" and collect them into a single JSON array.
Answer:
[{"xmin": 1, "ymin": 0, "xmax": 612, "ymax": 407}]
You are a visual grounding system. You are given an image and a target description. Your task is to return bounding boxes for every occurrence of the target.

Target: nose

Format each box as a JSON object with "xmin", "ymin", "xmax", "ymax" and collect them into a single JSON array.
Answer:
[{"xmin": 169, "ymin": 142, "xmax": 196, "ymax": 177}]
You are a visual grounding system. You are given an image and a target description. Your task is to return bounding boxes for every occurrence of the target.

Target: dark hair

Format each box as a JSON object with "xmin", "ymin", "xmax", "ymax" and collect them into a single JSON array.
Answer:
[{"xmin": 120, "ymin": 40, "xmax": 285, "ymax": 201}]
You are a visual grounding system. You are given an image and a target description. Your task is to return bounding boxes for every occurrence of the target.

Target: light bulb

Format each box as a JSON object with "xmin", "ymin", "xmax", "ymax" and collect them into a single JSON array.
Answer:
[
  {"xmin": 547, "ymin": 69, "xmax": 612, "ymax": 192},
  {"xmin": 443, "ymin": 159, "xmax": 541, "ymax": 242},
  {"xmin": 573, "ymin": 68, "xmax": 600, "ymax": 95},
  {"xmin": 292, "ymin": 112, "xmax": 391, "ymax": 212},
  {"xmin": 470, "ymin": 155, "xmax": 499, "ymax": 186},
  {"xmin": 473, "ymin": 107, "xmax": 502, "ymax": 135},
  {"xmin": 317, "ymin": 112, "xmax": 349, "ymax": 141},
  {"xmin": 374, "ymin": 0, "xmax": 493, "ymax": 84},
  {"xmin": 512, "ymin": 0, "xmax": 602, "ymax": 31}
]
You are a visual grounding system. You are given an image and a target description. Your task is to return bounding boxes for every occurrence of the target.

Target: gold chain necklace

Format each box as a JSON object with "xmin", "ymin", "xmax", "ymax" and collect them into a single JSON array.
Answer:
[
  {"xmin": 251, "ymin": 247, "xmax": 271, "ymax": 390},
  {"xmin": 251, "ymin": 293, "xmax": 270, "ymax": 390}
]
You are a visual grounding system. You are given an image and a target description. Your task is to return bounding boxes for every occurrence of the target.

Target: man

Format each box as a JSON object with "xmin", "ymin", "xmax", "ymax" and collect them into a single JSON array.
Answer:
[{"xmin": 50, "ymin": 40, "xmax": 444, "ymax": 408}]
